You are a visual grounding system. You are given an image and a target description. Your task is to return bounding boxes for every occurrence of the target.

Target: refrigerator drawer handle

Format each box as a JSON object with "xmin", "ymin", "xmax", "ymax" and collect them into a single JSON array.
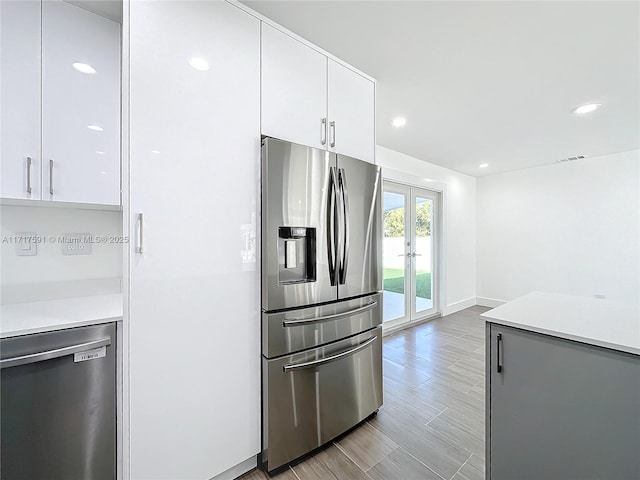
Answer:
[
  {"xmin": 0, "ymin": 337, "xmax": 111, "ymax": 369},
  {"xmin": 283, "ymin": 335, "xmax": 377, "ymax": 372},
  {"xmin": 282, "ymin": 301, "xmax": 378, "ymax": 327}
]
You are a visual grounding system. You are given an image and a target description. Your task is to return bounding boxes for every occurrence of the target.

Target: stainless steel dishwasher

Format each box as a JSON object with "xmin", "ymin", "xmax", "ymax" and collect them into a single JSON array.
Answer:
[{"xmin": 1, "ymin": 322, "xmax": 116, "ymax": 480}]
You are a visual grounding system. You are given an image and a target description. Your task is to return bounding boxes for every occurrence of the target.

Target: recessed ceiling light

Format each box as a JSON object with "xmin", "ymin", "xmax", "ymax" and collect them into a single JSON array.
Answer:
[
  {"xmin": 189, "ymin": 57, "xmax": 209, "ymax": 71},
  {"xmin": 95, "ymin": 151, "xmax": 105, "ymax": 155},
  {"xmin": 88, "ymin": 125, "xmax": 103, "ymax": 132},
  {"xmin": 72, "ymin": 62, "xmax": 96, "ymax": 74},
  {"xmin": 392, "ymin": 117, "xmax": 407, "ymax": 127},
  {"xmin": 151, "ymin": 150, "xmax": 161, "ymax": 154},
  {"xmin": 100, "ymin": 171, "xmax": 107, "ymax": 175},
  {"xmin": 479, "ymin": 163, "xmax": 489, "ymax": 168},
  {"xmin": 572, "ymin": 103, "xmax": 601, "ymax": 115},
  {"xmin": 424, "ymin": 178, "xmax": 434, "ymax": 182}
]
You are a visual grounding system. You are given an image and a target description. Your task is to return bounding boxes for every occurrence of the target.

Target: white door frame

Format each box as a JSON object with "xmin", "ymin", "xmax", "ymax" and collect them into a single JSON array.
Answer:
[{"xmin": 382, "ymin": 180, "xmax": 442, "ymax": 331}]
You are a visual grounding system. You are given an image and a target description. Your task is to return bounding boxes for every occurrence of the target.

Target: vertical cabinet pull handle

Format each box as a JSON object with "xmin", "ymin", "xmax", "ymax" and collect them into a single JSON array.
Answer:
[
  {"xmin": 49, "ymin": 159, "xmax": 54, "ymax": 195},
  {"xmin": 136, "ymin": 213, "xmax": 144, "ymax": 254},
  {"xmin": 497, "ymin": 333, "xmax": 503, "ymax": 373},
  {"xmin": 26, "ymin": 157, "xmax": 32, "ymax": 194},
  {"xmin": 321, "ymin": 118, "xmax": 327, "ymax": 145},
  {"xmin": 330, "ymin": 121, "xmax": 336, "ymax": 148}
]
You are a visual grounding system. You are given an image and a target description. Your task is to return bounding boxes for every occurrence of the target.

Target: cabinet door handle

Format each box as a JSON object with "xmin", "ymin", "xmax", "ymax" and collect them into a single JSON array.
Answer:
[
  {"xmin": 497, "ymin": 333, "xmax": 503, "ymax": 373},
  {"xmin": 49, "ymin": 159, "xmax": 54, "ymax": 195},
  {"xmin": 136, "ymin": 213, "xmax": 144, "ymax": 254},
  {"xmin": 321, "ymin": 117, "xmax": 327, "ymax": 145},
  {"xmin": 26, "ymin": 157, "xmax": 32, "ymax": 194},
  {"xmin": 330, "ymin": 121, "xmax": 336, "ymax": 148}
]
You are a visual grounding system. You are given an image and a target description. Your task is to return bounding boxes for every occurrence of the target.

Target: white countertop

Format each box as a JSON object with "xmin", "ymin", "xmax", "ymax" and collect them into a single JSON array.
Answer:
[
  {"xmin": 481, "ymin": 292, "xmax": 640, "ymax": 356},
  {"xmin": 1, "ymin": 294, "xmax": 123, "ymax": 338}
]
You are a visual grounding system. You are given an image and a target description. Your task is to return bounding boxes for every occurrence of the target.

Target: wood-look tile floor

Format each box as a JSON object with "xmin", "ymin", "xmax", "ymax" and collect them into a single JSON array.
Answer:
[{"xmin": 240, "ymin": 306, "xmax": 491, "ymax": 480}]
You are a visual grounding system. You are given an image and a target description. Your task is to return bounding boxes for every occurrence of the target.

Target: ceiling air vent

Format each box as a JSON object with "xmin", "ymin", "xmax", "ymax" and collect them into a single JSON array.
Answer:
[{"xmin": 558, "ymin": 155, "xmax": 586, "ymax": 163}]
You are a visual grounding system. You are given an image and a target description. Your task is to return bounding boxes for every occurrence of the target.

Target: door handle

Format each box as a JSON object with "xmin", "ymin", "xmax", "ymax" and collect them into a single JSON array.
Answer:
[
  {"xmin": 49, "ymin": 159, "xmax": 54, "ymax": 195},
  {"xmin": 321, "ymin": 117, "xmax": 327, "ymax": 145},
  {"xmin": 26, "ymin": 156, "xmax": 32, "ymax": 194},
  {"xmin": 497, "ymin": 333, "xmax": 503, "ymax": 373},
  {"xmin": 136, "ymin": 213, "xmax": 144, "ymax": 254},
  {"xmin": 338, "ymin": 168, "xmax": 350, "ymax": 284},
  {"xmin": 283, "ymin": 335, "xmax": 377, "ymax": 372},
  {"xmin": 283, "ymin": 301, "xmax": 378, "ymax": 327},
  {"xmin": 410, "ymin": 253, "xmax": 422, "ymax": 257},
  {"xmin": 1, "ymin": 337, "xmax": 111, "ymax": 369},
  {"xmin": 329, "ymin": 121, "xmax": 336, "ymax": 148},
  {"xmin": 326, "ymin": 167, "xmax": 338, "ymax": 285}
]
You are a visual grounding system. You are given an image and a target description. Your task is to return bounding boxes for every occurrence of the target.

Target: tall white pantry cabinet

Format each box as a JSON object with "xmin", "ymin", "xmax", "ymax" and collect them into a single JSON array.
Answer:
[
  {"xmin": 125, "ymin": 1, "xmax": 376, "ymax": 478},
  {"xmin": 127, "ymin": 1, "xmax": 260, "ymax": 478}
]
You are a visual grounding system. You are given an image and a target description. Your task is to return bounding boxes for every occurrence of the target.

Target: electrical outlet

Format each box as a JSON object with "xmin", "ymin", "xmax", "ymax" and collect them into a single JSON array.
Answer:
[
  {"xmin": 16, "ymin": 232, "xmax": 37, "ymax": 256},
  {"xmin": 61, "ymin": 233, "xmax": 92, "ymax": 256}
]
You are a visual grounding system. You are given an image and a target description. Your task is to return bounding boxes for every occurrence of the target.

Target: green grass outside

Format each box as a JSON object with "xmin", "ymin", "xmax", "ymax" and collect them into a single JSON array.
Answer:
[{"xmin": 383, "ymin": 268, "xmax": 431, "ymax": 299}]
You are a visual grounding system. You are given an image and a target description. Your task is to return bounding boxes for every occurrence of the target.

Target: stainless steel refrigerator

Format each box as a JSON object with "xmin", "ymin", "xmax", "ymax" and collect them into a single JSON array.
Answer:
[{"xmin": 260, "ymin": 137, "xmax": 383, "ymax": 473}]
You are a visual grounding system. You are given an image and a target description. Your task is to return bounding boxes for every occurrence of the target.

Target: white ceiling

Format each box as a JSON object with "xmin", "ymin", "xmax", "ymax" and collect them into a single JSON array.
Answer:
[
  {"xmin": 242, "ymin": 1, "xmax": 640, "ymax": 177},
  {"xmin": 66, "ymin": 0, "xmax": 122, "ymax": 23}
]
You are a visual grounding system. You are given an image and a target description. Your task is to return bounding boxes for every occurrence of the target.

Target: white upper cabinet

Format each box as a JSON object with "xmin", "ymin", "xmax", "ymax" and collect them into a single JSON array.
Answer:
[
  {"xmin": 42, "ymin": 0, "xmax": 121, "ymax": 205},
  {"xmin": 261, "ymin": 23, "xmax": 328, "ymax": 150},
  {"xmin": 261, "ymin": 24, "xmax": 376, "ymax": 163},
  {"xmin": 0, "ymin": 0, "xmax": 41, "ymax": 200},
  {"xmin": 129, "ymin": 1, "xmax": 260, "ymax": 478},
  {"xmin": 328, "ymin": 59, "xmax": 375, "ymax": 163}
]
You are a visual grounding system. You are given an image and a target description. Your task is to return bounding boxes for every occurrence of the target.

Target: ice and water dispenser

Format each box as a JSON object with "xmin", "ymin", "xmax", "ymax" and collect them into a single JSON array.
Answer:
[{"xmin": 277, "ymin": 227, "xmax": 316, "ymax": 285}]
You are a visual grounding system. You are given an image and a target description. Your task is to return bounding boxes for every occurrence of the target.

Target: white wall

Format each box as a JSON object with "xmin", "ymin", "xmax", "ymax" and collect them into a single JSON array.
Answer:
[
  {"xmin": 0, "ymin": 205, "xmax": 122, "ymax": 303},
  {"xmin": 477, "ymin": 150, "xmax": 640, "ymax": 308},
  {"xmin": 377, "ymin": 145, "xmax": 477, "ymax": 314}
]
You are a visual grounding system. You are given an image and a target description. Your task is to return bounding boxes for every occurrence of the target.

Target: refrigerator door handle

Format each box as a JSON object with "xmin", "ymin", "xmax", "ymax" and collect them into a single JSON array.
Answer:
[
  {"xmin": 327, "ymin": 167, "xmax": 339, "ymax": 285},
  {"xmin": 0, "ymin": 337, "xmax": 112, "ymax": 369},
  {"xmin": 283, "ymin": 335, "xmax": 377, "ymax": 372},
  {"xmin": 282, "ymin": 301, "xmax": 378, "ymax": 327},
  {"xmin": 338, "ymin": 168, "xmax": 350, "ymax": 284}
]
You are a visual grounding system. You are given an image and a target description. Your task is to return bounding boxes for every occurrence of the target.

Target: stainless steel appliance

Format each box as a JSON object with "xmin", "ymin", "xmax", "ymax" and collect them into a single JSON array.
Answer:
[
  {"xmin": 1, "ymin": 323, "xmax": 116, "ymax": 480},
  {"xmin": 260, "ymin": 137, "xmax": 383, "ymax": 473}
]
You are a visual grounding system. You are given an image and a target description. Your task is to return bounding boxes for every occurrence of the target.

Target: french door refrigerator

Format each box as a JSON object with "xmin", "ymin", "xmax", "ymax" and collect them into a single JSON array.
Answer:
[{"xmin": 260, "ymin": 137, "xmax": 383, "ymax": 473}]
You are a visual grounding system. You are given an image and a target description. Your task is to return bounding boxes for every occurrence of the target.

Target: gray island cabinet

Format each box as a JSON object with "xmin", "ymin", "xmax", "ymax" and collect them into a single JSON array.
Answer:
[{"xmin": 482, "ymin": 292, "xmax": 640, "ymax": 480}]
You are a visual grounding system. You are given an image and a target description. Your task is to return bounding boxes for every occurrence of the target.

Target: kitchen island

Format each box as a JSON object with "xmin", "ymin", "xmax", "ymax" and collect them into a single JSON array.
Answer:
[{"xmin": 481, "ymin": 292, "xmax": 640, "ymax": 480}]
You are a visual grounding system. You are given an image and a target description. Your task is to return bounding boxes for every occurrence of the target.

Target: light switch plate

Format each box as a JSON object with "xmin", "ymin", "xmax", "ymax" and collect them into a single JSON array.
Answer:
[
  {"xmin": 16, "ymin": 232, "xmax": 37, "ymax": 256},
  {"xmin": 61, "ymin": 233, "xmax": 92, "ymax": 256}
]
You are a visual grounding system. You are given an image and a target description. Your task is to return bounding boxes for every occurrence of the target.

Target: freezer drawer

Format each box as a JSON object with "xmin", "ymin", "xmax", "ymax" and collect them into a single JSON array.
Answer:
[
  {"xmin": 1, "ymin": 323, "xmax": 116, "ymax": 480},
  {"xmin": 262, "ymin": 293, "xmax": 382, "ymax": 358},
  {"xmin": 261, "ymin": 326, "xmax": 383, "ymax": 473}
]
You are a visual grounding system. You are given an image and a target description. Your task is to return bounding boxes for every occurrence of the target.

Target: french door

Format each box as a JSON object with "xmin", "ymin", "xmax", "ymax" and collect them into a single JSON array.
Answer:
[{"xmin": 382, "ymin": 181, "xmax": 440, "ymax": 328}]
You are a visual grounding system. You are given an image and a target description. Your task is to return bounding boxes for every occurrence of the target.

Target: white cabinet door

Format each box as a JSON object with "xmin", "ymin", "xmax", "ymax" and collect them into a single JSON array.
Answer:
[
  {"xmin": 328, "ymin": 60, "xmax": 375, "ymax": 163},
  {"xmin": 129, "ymin": 1, "xmax": 260, "ymax": 478},
  {"xmin": 0, "ymin": 0, "xmax": 41, "ymax": 200},
  {"xmin": 42, "ymin": 0, "xmax": 120, "ymax": 205},
  {"xmin": 262, "ymin": 23, "xmax": 328, "ymax": 149}
]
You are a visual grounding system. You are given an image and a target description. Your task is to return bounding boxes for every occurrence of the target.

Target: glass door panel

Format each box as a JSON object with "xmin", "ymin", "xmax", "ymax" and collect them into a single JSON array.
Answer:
[
  {"xmin": 382, "ymin": 189, "xmax": 409, "ymax": 324},
  {"xmin": 413, "ymin": 195, "xmax": 435, "ymax": 317},
  {"xmin": 383, "ymin": 181, "xmax": 440, "ymax": 328}
]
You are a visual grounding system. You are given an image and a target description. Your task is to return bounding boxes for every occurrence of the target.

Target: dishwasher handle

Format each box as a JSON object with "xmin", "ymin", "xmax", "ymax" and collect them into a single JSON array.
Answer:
[{"xmin": 0, "ymin": 337, "xmax": 111, "ymax": 369}]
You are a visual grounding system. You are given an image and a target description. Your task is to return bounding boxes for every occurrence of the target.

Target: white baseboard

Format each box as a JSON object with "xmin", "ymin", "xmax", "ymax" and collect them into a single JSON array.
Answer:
[
  {"xmin": 442, "ymin": 297, "xmax": 476, "ymax": 316},
  {"xmin": 210, "ymin": 456, "xmax": 257, "ymax": 480},
  {"xmin": 475, "ymin": 296, "xmax": 507, "ymax": 308}
]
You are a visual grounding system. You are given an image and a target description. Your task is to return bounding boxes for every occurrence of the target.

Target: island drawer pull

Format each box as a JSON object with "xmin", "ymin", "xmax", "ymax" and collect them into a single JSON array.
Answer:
[{"xmin": 497, "ymin": 333, "xmax": 503, "ymax": 373}]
